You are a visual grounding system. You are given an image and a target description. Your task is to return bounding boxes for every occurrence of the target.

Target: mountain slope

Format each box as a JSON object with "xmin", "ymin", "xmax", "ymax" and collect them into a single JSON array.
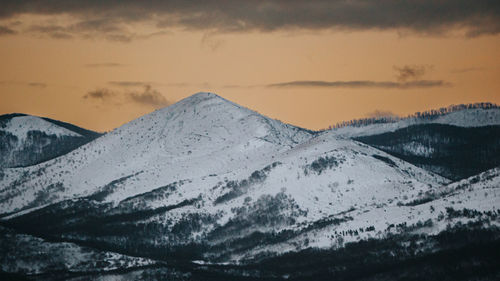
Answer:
[{"xmin": 0, "ymin": 113, "xmax": 101, "ymax": 168}]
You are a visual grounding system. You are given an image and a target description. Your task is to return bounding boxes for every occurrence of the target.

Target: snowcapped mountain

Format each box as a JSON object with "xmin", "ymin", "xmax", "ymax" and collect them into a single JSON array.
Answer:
[
  {"xmin": 0, "ymin": 113, "xmax": 101, "ymax": 168},
  {"xmin": 0, "ymin": 92, "xmax": 314, "ymax": 214},
  {"xmin": 1, "ymin": 93, "xmax": 499, "ymax": 280}
]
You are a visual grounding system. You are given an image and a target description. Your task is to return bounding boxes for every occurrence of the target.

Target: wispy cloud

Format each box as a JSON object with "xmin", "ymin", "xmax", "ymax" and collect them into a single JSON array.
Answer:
[
  {"xmin": 0, "ymin": 80, "xmax": 47, "ymax": 88},
  {"xmin": 394, "ymin": 65, "xmax": 433, "ymax": 82},
  {"xmin": 365, "ymin": 110, "xmax": 398, "ymax": 118},
  {"xmin": 25, "ymin": 19, "xmax": 168, "ymax": 42},
  {"xmin": 108, "ymin": 81, "xmax": 212, "ymax": 88},
  {"xmin": 0, "ymin": 25, "xmax": 16, "ymax": 35},
  {"xmin": 85, "ymin": 63, "xmax": 126, "ymax": 68},
  {"xmin": 83, "ymin": 88, "xmax": 115, "ymax": 100},
  {"xmin": 27, "ymin": 24, "xmax": 73, "ymax": 39},
  {"xmin": 267, "ymin": 80, "xmax": 449, "ymax": 89},
  {"xmin": 450, "ymin": 67, "xmax": 486, "ymax": 74},
  {"xmin": 128, "ymin": 85, "xmax": 170, "ymax": 107},
  {"xmin": 83, "ymin": 85, "xmax": 170, "ymax": 108},
  {"xmin": 200, "ymin": 32, "xmax": 225, "ymax": 51},
  {"xmin": 108, "ymin": 81, "xmax": 152, "ymax": 87},
  {"xmin": 26, "ymin": 82, "xmax": 47, "ymax": 88}
]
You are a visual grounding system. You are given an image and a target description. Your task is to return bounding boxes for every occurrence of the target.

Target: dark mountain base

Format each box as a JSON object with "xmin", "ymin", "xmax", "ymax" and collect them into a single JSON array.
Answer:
[
  {"xmin": 355, "ymin": 124, "xmax": 500, "ymax": 180},
  {"xmin": 3, "ymin": 223, "xmax": 499, "ymax": 281}
]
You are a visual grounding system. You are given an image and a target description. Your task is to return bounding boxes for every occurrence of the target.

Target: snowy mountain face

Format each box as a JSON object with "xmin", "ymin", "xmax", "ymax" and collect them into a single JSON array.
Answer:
[
  {"xmin": 0, "ymin": 113, "xmax": 101, "ymax": 168},
  {"xmin": 1, "ymin": 93, "xmax": 499, "ymax": 280}
]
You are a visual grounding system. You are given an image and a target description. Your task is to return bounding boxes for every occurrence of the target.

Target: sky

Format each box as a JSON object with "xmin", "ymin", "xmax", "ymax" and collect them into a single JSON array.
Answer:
[{"xmin": 0, "ymin": 1, "xmax": 499, "ymax": 132}]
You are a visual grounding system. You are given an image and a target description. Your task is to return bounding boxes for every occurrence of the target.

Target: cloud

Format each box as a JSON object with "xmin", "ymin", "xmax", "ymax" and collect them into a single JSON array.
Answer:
[
  {"xmin": 201, "ymin": 32, "xmax": 225, "ymax": 51},
  {"xmin": 85, "ymin": 63, "xmax": 126, "ymax": 68},
  {"xmin": 267, "ymin": 80, "xmax": 449, "ymax": 89},
  {"xmin": 27, "ymin": 24, "xmax": 73, "ymax": 39},
  {"xmin": 394, "ymin": 65, "xmax": 433, "ymax": 82},
  {"xmin": 26, "ymin": 82, "xmax": 47, "ymax": 88},
  {"xmin": 127, "ymin": 85, "xmax": 170, "ymax": 107},
  {"xmin": 0, "ymin": 25, "xmax": 16, "ymax": 35},
  {"xmin": 25, "ymin": 18, "xmax": 167, "ymax": 42},
  {"xmin": 0, "ymin": 1, "xmax": 499, "ymax": 38},
  {"xmin": 83, "ymin": 85, "xmax": 169, "ymax": 108},
  {"xmin": 0, "ymin": 80, "xmax": 47, "ymax": 88},
  {"xmin": 108, "ymin": 81, "xmax": 212, "ymax": 88},
  {"xmin": 108, "ymin": 81, "xmax": 151, "ymax": 87},
  {"xmin": 450, "ymin": 67, "xmax": 486, "ymax": 74},
  {"xmin": 365, "ymin": 110, "xmax": 398, "ymax": 118},
  {"xmin": 83, "ymin": 88, "xmax": 116, "ymax": 100}
]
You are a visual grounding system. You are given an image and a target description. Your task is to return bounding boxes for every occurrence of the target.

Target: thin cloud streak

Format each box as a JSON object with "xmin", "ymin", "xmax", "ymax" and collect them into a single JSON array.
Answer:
[
  {"xmin": 267, "ymin": 80, "xmax": 450, "ymax": 89},
  {"xmin": 85, "ymin": 63, "xmax": 126, "ymax": 68},
  {"xmin": 26, "ymin": 82, "xmax": 47, "ymax": 88},
  {"xmin": 108, "ymin": 81, "xmax": 152, "ymax": 87},
  {"xmin": 0, "ymin": 81, "xmax": 47, "ymax": 88},
  {"xmin": 108, "ymin": 81, "xmax": 211, "ymax": 88},
  {"xmin": 450, "ymin": 67, "xmax": 486, "ymax": 74}
]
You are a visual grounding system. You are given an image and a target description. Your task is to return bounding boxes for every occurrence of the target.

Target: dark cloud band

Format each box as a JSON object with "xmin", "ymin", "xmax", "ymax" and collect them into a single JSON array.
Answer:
[{"xmin": 0, "ymin": 1, "xmax": 499, "ymax": 37}]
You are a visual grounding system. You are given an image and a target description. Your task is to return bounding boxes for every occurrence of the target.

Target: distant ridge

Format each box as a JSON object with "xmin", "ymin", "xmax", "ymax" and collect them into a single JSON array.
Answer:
[{"xmin": 330, "ymin": 102, "xmax": 500, "ymax": 130}]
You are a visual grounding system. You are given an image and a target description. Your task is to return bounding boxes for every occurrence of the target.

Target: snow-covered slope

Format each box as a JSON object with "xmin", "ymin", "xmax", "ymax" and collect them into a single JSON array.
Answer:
[
  {"xmin": 331, "ymin": 108, "xmax": 500, "ymax": 138},
  {"xmin": 0, "ymin": 113, "xmax": 101, "ymax": 168},
  {"xmin": 260, "ymin": 166, "xmax": 500, "ymax": 259}
]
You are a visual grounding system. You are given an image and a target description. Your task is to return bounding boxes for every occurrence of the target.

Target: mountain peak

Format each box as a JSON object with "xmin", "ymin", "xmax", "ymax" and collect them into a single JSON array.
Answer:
[
  {"xmin": 175, "ymin": 91, "xmax": 237, "ymax": 110},
  {"xmin": 191, "ymin": 91, "xmax": 220, "ymax": 98},
  {"xmin": 181, "ymin": 91, "xmax": 224, "ymax": 103}
]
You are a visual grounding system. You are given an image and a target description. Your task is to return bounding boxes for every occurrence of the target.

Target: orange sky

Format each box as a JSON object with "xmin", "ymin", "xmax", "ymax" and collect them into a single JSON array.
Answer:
[{"xmin": 1, "ymin": 8, "xmax": 499, "ymax": 132}]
